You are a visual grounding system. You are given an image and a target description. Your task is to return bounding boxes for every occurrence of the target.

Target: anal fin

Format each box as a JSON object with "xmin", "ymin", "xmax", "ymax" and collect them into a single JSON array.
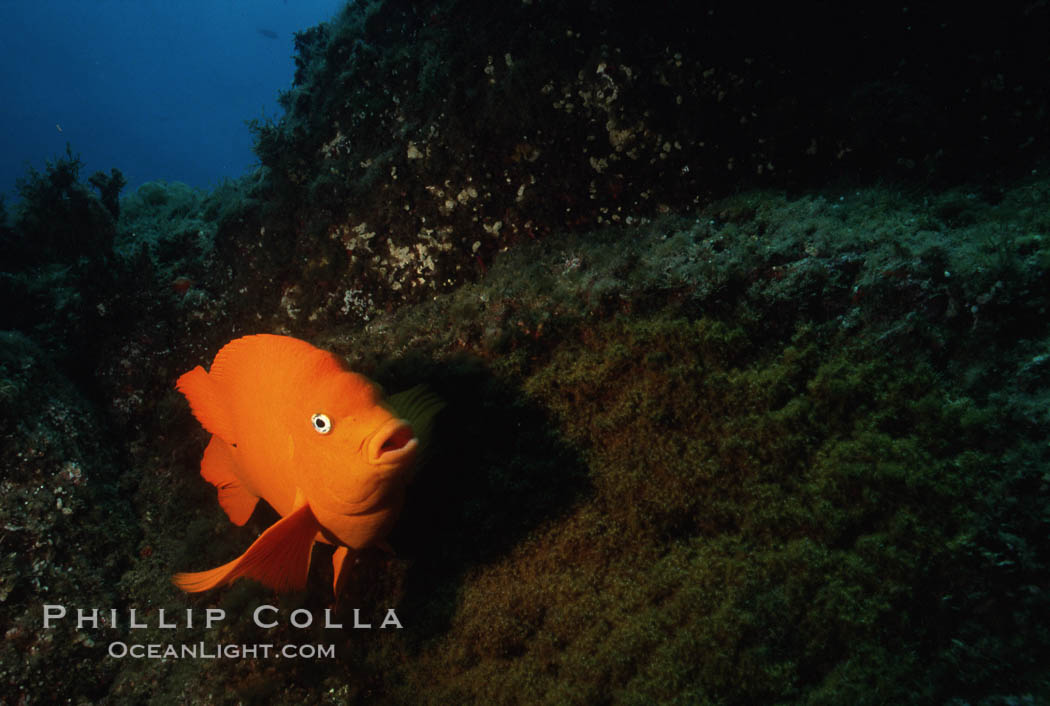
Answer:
[
  {"xmin": 173, "ymin": 499, "xmax": 321, "ymax": 593},
  {"xmin": 199, "ymin": 436, "xmax": 258, "ymax": 526},
  {"xmin": 332, "ymin": 545, "xmax": 358, "ymax": 601}
]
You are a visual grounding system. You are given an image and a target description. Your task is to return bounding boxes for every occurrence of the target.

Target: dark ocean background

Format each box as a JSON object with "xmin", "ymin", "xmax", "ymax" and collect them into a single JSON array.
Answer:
[
  {"xmin": 0, "ymin": 0, "xmax": 344, "ymax": 195},
  {"xmin": 1, "ymin": 1, "xmax": 1049, "ymax": 703}
]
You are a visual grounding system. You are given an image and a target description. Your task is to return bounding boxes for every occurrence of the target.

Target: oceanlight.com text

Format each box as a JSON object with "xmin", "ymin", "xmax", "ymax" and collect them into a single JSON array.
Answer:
[{"xmin": 107, "ymin": 641, "xmax": 336, "ymax": 659}]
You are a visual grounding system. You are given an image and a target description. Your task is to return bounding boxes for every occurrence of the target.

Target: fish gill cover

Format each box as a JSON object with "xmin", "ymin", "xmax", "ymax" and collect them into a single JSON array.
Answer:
[{"xmin": 0, "ymin": 0, "xmax": 1049, "ymax": 704}]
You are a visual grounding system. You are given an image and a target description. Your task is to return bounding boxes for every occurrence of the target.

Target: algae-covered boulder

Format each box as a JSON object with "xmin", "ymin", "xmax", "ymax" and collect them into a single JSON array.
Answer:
[
  {"xmin": 90, "ymin": 184, "xmax": 1050, "ymax": 704},
  {"xmin": 235, "ymin": 0, "xmax": 1049, "ymax": 334}
]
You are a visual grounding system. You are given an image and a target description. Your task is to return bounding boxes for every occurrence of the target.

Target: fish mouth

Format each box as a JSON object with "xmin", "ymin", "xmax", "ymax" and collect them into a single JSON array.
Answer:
[{"xmin": 368, "ymin": 418, "xmax": 418, "ymax": 466}]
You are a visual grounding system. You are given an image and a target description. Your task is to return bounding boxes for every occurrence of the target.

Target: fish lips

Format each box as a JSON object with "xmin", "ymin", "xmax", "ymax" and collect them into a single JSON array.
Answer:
[{"xmin": 368, "ymin": 418, "xmax": 418, "ymax": 467}]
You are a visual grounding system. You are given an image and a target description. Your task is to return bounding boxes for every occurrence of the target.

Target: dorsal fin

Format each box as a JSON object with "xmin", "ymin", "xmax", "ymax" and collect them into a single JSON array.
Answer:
[{"xmin": 176, "ymin": 365, "xmax": 237, "ymax": 446}]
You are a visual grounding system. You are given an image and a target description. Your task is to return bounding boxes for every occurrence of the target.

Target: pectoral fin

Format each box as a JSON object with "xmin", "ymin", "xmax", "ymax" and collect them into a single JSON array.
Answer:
[
  {"xmin": 199, "ymin": 436, "xmax": 258, "ymax": 526},
  {"xmin": 173, "ymin": 497, "xmax": 320, "ymax": 593}
]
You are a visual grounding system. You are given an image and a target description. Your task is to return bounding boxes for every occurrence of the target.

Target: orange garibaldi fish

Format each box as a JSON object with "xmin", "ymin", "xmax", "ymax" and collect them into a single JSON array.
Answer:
[{"xmin": 173, "ymin": 334, "xmax": 434, "ymax": 595}]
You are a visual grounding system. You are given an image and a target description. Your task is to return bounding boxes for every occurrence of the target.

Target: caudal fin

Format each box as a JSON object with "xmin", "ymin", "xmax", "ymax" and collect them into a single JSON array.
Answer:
[{"xmin": 385, "ymin": 384, "xmax": 445, "ymax": 473}]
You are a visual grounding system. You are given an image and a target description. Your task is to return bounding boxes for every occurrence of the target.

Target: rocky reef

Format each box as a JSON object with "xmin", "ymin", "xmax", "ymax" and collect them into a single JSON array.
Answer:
[{"xmin": 1, "ymin": 1, "xmax": 1049, "ymax": 703}]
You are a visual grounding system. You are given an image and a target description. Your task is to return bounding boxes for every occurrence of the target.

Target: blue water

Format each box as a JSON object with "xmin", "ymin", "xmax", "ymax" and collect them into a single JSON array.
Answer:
[{"xmin": 0, "ymin": 0, "xmax": 345, "ymax": 199}]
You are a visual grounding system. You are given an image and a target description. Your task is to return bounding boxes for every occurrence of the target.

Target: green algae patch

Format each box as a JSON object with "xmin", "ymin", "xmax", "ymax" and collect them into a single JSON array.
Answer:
[{"xmin": 368, "ymin": 312, "xmax": 1045, "ymax": 704}]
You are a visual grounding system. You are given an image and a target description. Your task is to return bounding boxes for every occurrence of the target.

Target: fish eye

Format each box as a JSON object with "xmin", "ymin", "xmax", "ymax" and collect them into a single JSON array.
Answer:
[{"xmin": 310, "ymin": 413, "xmax": 332, "ymax": 435}]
